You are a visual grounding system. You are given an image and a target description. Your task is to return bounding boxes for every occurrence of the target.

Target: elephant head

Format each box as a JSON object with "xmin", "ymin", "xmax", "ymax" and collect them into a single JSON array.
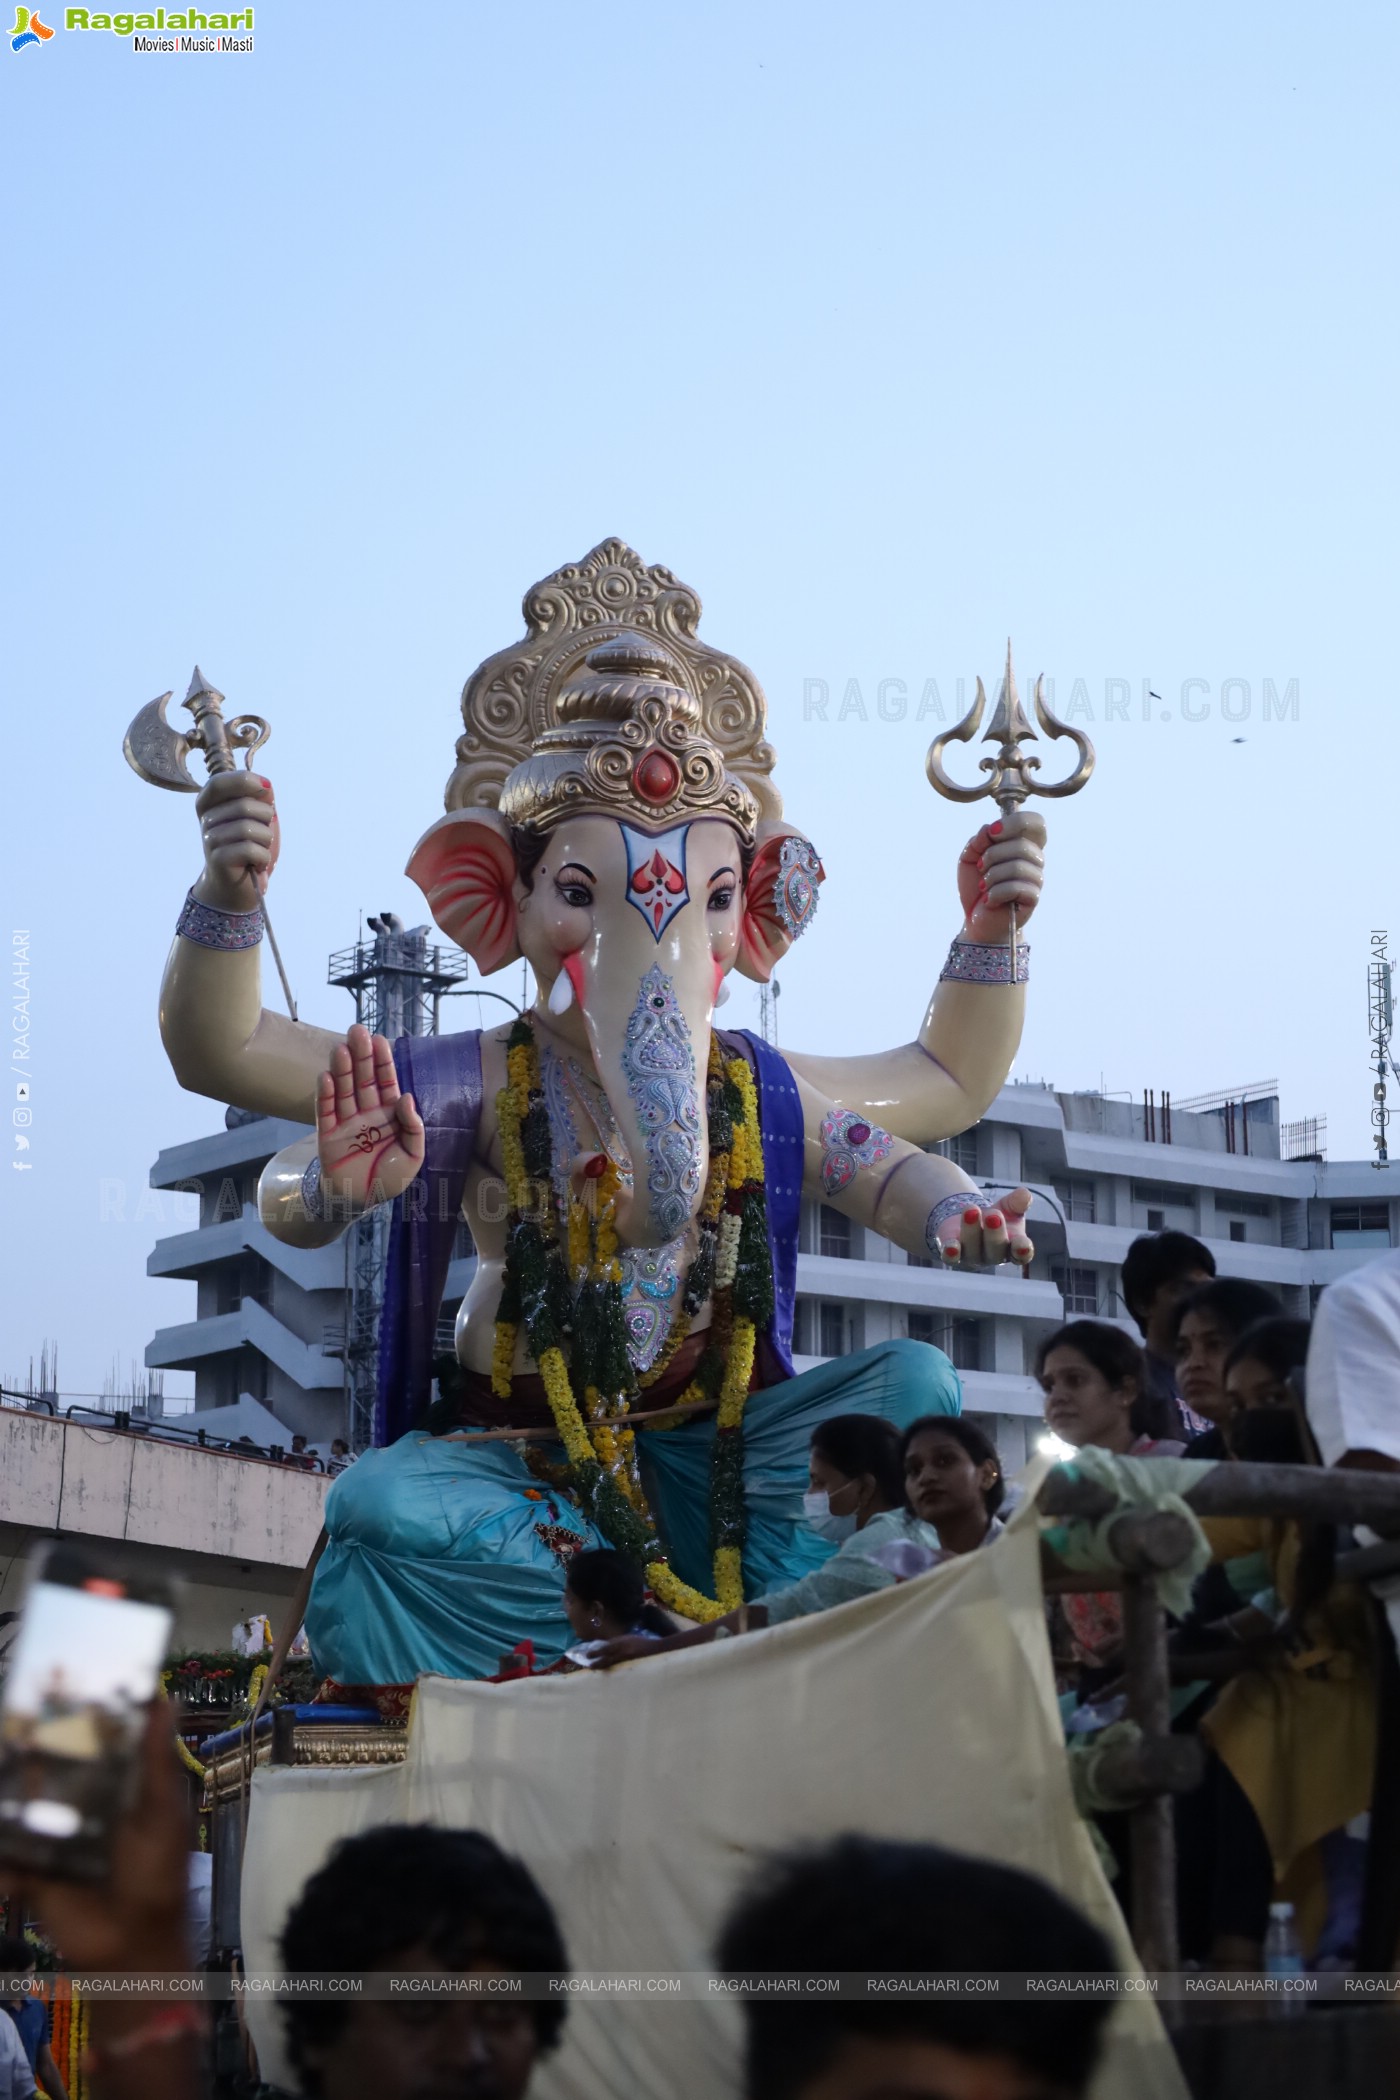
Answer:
[{"xmin": 405, "ymin": 634, "xmax": 822, "ymax": 1247}]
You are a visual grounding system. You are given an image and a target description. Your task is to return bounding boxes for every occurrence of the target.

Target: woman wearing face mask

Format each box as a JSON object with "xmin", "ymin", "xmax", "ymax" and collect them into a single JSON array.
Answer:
[{"xmin": 593, "ymin": 1414, "xmax": 941, "ymax": 1666}]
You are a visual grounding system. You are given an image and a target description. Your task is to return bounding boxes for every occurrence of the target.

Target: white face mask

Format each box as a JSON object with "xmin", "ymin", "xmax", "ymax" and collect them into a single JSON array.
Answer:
[{"xmin": 803, "ymin": 1488, "xmax": 858, "ymax": 1544}]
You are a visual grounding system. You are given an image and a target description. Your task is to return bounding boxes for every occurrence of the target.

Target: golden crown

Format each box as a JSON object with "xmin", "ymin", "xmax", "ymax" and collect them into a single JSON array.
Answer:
[{"xmin": 443, "ymin": 540, "xmax": 781, "ymax": 842}]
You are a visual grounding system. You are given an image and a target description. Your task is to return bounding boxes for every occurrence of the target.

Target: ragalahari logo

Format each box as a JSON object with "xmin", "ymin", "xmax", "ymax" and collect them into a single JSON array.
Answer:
[{"xmin": 10, "ymin": 5, "xmax": 54, "ymax": 46}]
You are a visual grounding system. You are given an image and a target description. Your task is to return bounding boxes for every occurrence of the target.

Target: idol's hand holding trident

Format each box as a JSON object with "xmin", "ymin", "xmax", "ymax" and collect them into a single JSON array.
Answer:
[{"xmin": 928, "ymin": 642, "xmax": 1094, "ymax": 982}]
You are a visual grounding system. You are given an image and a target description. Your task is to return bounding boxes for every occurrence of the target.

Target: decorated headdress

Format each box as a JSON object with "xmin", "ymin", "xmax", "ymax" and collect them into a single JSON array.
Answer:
[{"xmin": 407, "ymin": 540, "xmax": 822, "ymax": 980}]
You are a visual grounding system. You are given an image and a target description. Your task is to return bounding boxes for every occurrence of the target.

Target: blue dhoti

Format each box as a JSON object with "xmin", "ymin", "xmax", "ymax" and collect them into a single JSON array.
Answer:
[{"xmin": 305, "ymin": 1338, "xmax": 961, "ymax": 1685}]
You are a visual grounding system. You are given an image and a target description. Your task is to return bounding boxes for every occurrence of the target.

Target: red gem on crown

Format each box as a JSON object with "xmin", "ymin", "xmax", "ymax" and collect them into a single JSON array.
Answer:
[{"xmin": 633, "ymin": 749, "xmax": 681, "ymax": 805}]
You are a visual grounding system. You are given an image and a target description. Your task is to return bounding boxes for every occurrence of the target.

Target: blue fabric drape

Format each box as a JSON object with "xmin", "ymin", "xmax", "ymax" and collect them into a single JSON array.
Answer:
[
  {"xmin": 307, "ymin": 1338, "xmax": 961, "ymax": 1684},
  {"xmin": 307, "ymin": 1435, "xmax": 605, "ymax": 1683}
]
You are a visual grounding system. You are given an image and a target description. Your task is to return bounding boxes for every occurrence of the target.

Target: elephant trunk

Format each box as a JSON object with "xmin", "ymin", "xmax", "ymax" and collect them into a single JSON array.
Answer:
[{"xmin": 572, "ymin": 942, "xmax": 713, "ymax": 1252}]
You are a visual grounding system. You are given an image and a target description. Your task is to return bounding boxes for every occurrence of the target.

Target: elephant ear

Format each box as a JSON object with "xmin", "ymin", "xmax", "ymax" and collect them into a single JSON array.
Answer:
[
  {"xmin": 736, "ymin": 826, "xmax": 825, "ymax": 983},
  {"xmin": 405, "ymin": 809, "xmax": 521, "ymax": 974}
]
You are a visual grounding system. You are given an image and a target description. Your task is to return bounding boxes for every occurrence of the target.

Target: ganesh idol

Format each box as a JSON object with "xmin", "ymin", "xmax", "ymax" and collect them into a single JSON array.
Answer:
[{"xmin": 158, "ymin": 541, "xmax": 1048, "ymax": 1687}]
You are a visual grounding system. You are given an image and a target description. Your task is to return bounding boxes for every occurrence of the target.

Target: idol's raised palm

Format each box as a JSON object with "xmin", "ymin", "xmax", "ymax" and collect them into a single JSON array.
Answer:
[{"xmin": 316, "ymin": 1023, "xmax": 425, "ymax": 1210}]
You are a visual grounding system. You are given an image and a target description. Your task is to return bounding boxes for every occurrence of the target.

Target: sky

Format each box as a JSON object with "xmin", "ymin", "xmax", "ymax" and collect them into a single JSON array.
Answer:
[{"xmin": 4, "ymin": 3, "xmax": 1398, "ymax": 1400}]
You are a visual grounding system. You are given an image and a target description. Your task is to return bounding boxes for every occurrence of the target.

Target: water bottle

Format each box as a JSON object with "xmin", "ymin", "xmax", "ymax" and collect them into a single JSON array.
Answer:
[{"xmin": 1263, "ymin": 1901, "xmax": 1305, "ymax": 2011}]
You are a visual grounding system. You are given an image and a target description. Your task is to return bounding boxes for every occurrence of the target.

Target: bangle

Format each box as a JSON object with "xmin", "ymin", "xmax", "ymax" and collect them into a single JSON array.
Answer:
[
  {"xmin": 300, "ymin": 1155, "xmax": 326, "ymax": 1222},
  {"xmin": 926, "ymin": 1191, "xmax": 975, "ymax": 1252},
  {"xmin": 176, "ymin": 888, "xmax": 264, "ymax": 951},
  {"xmin": 82, "ymin": 2005, "xmax": 204, "ymax": 2072},
  {"xmin": 940, "ymin": 939, "xmax": 1029, "ymax": 986}
]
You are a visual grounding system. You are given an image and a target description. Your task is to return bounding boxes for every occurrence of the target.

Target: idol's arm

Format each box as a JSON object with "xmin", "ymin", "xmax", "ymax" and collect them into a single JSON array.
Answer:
[
  {"xmin": 782, "ymin": 809, "xmax": 1045, "ymax": 1146},
  {"xmin": 257, "ymin": 1132, "xmax": 342, "ymax": 1249},
  {"xmin": 159, "ymin": 769, "xmax": 344, "ymax": 1118},
  {"xmin": 795, "ymin": 1072, "xmax": 1035, "ymax": 1266}
]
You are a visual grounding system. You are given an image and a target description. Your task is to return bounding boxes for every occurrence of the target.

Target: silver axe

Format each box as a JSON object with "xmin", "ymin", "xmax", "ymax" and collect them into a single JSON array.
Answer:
[{"xmin": 124, "ymin": 666, "xmax": 299, "ymax": 1019}]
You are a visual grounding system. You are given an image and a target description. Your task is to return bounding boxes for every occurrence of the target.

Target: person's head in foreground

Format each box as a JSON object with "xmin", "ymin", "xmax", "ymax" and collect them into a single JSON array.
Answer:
[
  {"xmin": 1169, "ymin": 1279, "xmax": 1283, "ymax": 1426},
  {"xmin": 563, "ymin": 1547, "xmax": 671, "ymax": 1642},
  {"xmin": 717, "ymin": 1835, "xmax": 1115, "ymax": 2100},
  {"xmin": 1035, "ymin": 1320, "xmax": 1178, "ymax": 1453},
  {"xmin": 280, "ymin": 1824, "xmax": 567, "ymax": 2100},
  {"xmin": 1120, "ymin": 1230, "xmax": 1215, "ymax": 1357},
  {"xmin": 901, "ymin": 1416, "xmax": 1005, "ymax": 1552},
  {"xmin": 804, "ymin": 1414, "xmax": 906, "ymax": 1542}
]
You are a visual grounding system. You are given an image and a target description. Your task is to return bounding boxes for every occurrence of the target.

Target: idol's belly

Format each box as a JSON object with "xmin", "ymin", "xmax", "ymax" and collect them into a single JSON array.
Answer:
[{"xmin": 452, "ymin": 1253, "xmax": 714, "ymax": 1379}]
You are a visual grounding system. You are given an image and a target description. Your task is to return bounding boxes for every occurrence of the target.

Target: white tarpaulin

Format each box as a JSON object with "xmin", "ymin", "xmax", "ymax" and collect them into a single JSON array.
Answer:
[{"xmin": 241, "ymin": 1497, "xmax": 1188, "ymax": 2100}]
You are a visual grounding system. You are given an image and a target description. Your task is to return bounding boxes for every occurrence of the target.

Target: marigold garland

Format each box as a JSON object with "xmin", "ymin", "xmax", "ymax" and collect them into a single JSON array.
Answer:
[{"xmin": 493, "ymin": 1020, "xmax": 771, "ymax": 1620}]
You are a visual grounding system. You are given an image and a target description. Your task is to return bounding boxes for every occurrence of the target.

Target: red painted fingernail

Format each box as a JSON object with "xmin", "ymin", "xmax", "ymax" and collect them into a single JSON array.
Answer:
[
  {"xmin": 942, "ymin": 1243, "xmax": 961, "ymax": 1261},
  {"xmin": 963, "ymin": 1207, "xmax": 982, "ymax": 1223},
  {"xmin": 985, "ymin": 1211, "xmax": 1004, "ymax": 1228},
  {"xmin": 990, "ymin": 821, "xmax": 1003, "ymax": 835}
]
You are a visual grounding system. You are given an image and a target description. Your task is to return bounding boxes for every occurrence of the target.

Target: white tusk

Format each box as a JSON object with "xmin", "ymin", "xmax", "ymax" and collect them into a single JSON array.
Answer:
[
  {"xmin": 547, "ymin": 971, "xmax": 575, "ymax": 1016},
  {"xmin": 714, "ymin": 979, "xmax": 732, "ymax": 1007}
]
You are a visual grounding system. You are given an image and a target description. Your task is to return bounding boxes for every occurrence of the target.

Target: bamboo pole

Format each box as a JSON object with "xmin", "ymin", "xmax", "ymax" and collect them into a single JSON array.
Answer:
[{"xmin": 1120, "ymin": 1573, "xmax": 1179, "ymax": 1978}]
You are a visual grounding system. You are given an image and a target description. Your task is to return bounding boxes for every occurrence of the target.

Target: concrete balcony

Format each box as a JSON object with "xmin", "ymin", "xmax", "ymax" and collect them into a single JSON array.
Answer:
[
  {"xmin": 149, "ymin": 1117, "xmax": 313, "ymax": 1190},
  {"xmin": 146, "ymin": 1299, "xmax": 343, "ymax": 1390},
  {"xmin": 148, "ymin": 1204, "xmax": 347, "ymax": 1290},
  {"xmin": 796, "ymin": 1251, "xmax": 1063, "ymax": 1322}
]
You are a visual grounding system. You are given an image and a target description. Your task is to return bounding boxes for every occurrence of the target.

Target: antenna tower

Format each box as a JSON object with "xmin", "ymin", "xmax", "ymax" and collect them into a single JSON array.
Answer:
[{"xmin": 1369, "ymin": 930, "xmax": 1393, "ymax": 1168}]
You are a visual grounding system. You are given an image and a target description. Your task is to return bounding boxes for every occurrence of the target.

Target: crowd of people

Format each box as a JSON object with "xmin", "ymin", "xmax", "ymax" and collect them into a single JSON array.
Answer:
[
  {"xmin": 3, "ymin": 1701, "xmax": 1122, "ymax": 2100},
  {"xmin": 6, "ymin": 1229, "xmax": 1400, "ymax": 2096},
  {"xmin": 1040, "ymin": 1229, "xmax": 1389, "ymax": 1973}
]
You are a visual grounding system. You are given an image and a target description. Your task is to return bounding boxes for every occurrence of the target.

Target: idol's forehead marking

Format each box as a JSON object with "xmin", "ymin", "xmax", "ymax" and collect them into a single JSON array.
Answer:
[{"xmin": 620, "ymin": 822, "xmax": 692, "ymax": 942}]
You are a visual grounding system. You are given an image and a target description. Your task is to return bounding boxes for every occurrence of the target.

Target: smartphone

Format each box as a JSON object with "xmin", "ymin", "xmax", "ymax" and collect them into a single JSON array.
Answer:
[{"xmin": 0, "ymin": 1542, "xmax": 174, "ymax": 1879}]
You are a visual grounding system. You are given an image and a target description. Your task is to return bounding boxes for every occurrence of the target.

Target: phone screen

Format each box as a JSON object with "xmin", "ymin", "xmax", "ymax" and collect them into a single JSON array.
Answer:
[{"xmin": 0, "ymin": 1554, "xmax": 174, "ymax": 1876}]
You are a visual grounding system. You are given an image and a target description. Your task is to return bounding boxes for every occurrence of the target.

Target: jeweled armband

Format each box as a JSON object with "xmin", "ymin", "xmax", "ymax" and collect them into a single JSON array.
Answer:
[
  {"xmin": 175, "ymin": 888, "xmax": 265, "ymax": 951},
  {"xmin": 939, "ymin": 939, "xmax": 1029, "ymax": 986},
  {"xmin": 300, "ymin": 1155, "xmax": 326, "ymax": 1222}
]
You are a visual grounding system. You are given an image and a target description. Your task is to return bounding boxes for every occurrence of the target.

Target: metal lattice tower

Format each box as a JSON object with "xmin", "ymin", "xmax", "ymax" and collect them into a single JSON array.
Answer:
[
  {"xmin": 1369, "ymin": 931, "xmax": 1394, "ymax": 1169},
  {"xmin": 328, "ymin": 917, "xmax": 470, "ymax": 1451}
]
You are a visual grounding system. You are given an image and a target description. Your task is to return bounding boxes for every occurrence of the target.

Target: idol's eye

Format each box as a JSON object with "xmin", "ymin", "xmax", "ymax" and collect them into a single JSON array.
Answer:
[
  {"xmin": 555, "ymin": 880, "xmax": 593, "ymax": 910},
  {"xmin": 707, "ymin": 888, "xmax": 734, "ymax": 912}
]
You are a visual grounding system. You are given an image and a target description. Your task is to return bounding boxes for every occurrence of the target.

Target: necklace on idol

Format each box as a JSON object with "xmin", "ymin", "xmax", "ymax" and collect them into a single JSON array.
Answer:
[{"xmin": 491, "ymin": 1014, "xmax": 774, "ymax": 1622}]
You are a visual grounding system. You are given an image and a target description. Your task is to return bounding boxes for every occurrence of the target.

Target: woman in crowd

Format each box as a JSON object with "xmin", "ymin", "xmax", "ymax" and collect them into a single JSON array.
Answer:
[
  {"xmin": 1221, "ymin": 1316, "xmax": 1313, "ymax": 1449},
  {"xmin": 1172, "ymin": 1316, "xmax": 1377, "ymax": 1965},
  {"xmin": 563, "ymin": 1548, "xmax": 673, "ymax": 1646},
  {"xmin": 1035, "ymin": 1321, "xmax": 1183, "ymax": 1701},
  {"xmin": 1169, "ymin": 1278, "xmax": 1284, "ymax": 1457},
  {"xmin": 1037, "ymin": 1318, "xmax": 1184, "ymax": 1459},
  {"xmin": 594, "ymin": 1413, "xmax": 941, "ymax": 1666},
  {"xmin": 901, "ymin": 1416, "xmax": 1007, "ymax": 1556}
]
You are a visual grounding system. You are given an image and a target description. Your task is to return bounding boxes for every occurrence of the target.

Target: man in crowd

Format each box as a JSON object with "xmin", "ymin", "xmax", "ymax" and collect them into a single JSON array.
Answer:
[
  {"xmin": 0, "ymin": 1940, "xmax": 67, "ymax": 2100},
  {"xmin": 1120, "ymin": 1230, "xmax": 1215, "ymax": 1436},
  {"xmin": 279, "ymin": 1825, "xmax": 569, "ymax": 2100},
  {"xmin": 717, "ymin": 1836, "xmax": 1116, "ymax": 2100},
  {"xmin": 1308, "ymin": 1254, "xmax": 1400, "ymax": 1967}
]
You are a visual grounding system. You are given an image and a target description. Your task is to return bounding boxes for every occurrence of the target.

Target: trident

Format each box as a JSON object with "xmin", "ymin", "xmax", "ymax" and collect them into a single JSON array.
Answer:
[
  {"xmin": 124, "ymin": 667, "xmax": 298, "ymax": 1018},
  {"xmin": 926, "ymin": 643, "xmax": 1094, "ymax": 982}
]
